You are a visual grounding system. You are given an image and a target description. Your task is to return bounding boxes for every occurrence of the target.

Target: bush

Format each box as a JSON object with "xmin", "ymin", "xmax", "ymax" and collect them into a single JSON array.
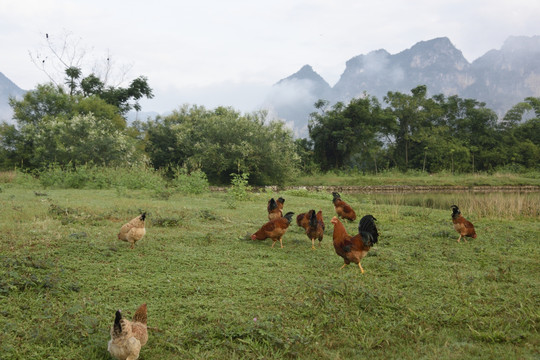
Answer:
[
  {"xmin": 109, "ymin": 165, "xmax": 167, "ymax": 190},
  {"xmin": 0, "ymin": 171, "xmax": 16, "ymax": 183},
  {"xmin": 226, "ymin": 172, "xmax": 251, "ymax": 208},
  {"xmin": 171, "ymin": 167, "xmax": 209, "ymax": 194},
  {"xmin": 35, "ymin": 164, "xmax": 167, "ymax": 190},
  {"xmin": 11, "ymin": 170, "xmax": 41, "ymax": 188}
]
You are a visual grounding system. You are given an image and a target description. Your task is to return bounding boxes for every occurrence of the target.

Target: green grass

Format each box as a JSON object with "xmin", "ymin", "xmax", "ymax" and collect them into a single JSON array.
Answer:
[
  {"xmin": 294, "ymin": 170, "xmax": 540, "ymax": 187},
  {"xmin": 0, "ymin": 187, "xmax": 539, "ymax": 359}
]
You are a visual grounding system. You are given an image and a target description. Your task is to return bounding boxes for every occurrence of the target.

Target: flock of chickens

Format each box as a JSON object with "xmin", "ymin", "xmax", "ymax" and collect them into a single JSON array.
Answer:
[
  {"xmin": 108, "ymin": 192, "xmax": 477, "ymax": 360},
  {"xmin": 250, "ymin": 192, "xmax": 382, "ymax": 274}
]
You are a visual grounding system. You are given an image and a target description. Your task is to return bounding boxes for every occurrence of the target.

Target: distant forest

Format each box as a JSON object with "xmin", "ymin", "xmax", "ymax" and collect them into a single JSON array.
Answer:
[{"xmin": 1, "ymin": 73, "xmax": 538, "ymax": 185}]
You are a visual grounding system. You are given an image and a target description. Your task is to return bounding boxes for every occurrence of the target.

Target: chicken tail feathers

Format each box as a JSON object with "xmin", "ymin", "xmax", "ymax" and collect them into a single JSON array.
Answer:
[
  {"xmin": 140, "ymin": 212, "xmax": 147, "ymax": 221},
  {"xmin": 283, "ymin": 212, "xmax": 295, "ymax": 224},
  {"xmin": 113, "ymin": 310, "xmax": 123, "ymax": 336},
  {"xmin": 358, "ymin": 215, "xmax": 379, "ymax": 246},
  {"xmin": 133, "ymin": 303, "xmax": 147, "ymax": 325},
  {"xmin": 268, "ymin": 198, "xmax": 278, "ymax": 211},
  {"xmin": 308, "ymin": 210, "xmax": 317, "ymax": 228}
]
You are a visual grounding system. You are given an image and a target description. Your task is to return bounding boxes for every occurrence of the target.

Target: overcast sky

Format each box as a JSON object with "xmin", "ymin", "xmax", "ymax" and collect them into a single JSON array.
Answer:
[{"xmin": 1, "ymin": 0, "xmax": 539, "ymax": 114}]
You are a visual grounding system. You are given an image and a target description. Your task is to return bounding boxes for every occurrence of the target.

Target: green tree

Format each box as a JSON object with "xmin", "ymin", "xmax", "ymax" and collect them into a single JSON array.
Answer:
[
  {"xmin": 308, "ymin": 101, "xmax": 352, "ymax": 170},
  {"xmin": 30, "ymin": 113, "xmax": 135, "ymax": 167},
  {"xmin": 499, "ymin": 97, "xmax": 540, "ymax": 169},
  {"xmin": 9, "ymin": 83, "xmax": 73, "ymax": 126},
  {"xmin": 80, "ymin": 74, "xmax": 153, "ymax": 114},
  {"xmin": 143, "ymin": 105, "xmax": 299, "ymax": 185},
  {"xmin": 309, "ymin": 95, "xmax": 393, "ymax": 172},
  {"xmin": 294, "ymin": 138, "xmax": 316, "ymax": 174},
  {"xmin": 65, "ymin": 66, "xmax": 82, "ymax": 96},
  {"xmin": 0, "ymin": 123, "xmax": 21, "ymax": 168},
  {"xmin": 2, "ymin": 84, "xmax": 139, "ymax": 169},
  {"xmin": 444, "ymin": 98, "xmax": 498, "ymax": 171},
  {"xmin": 342, "ymin": 96, "xmax": 394, "ymax": 172},
  {"xmin": 384, "ymin": 85, "xmax": 438, "ymax": 170}
]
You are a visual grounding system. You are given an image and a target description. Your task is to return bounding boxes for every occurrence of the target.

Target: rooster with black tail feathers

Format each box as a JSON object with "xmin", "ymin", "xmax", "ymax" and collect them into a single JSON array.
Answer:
[{"xmin": 331, "ymin": 215, "xmax": 379, "ymax": 273}]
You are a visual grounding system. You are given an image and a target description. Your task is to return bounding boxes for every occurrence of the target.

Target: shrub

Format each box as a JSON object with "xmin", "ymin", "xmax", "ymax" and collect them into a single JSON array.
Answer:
[
  {"xmin": 226, "ymin": 172, "xmax": 251, "ymax": 208},
  {"xmin": 35, "ymin": 164, "xmax": 167, "ymax": 190},
  {"xmin": 0, "ymin": 171, "xmax": 16, "ymax": 183},
  {"xmin": 12, "ymin": 170, "xmax": 41, "ymax": 188},
  {"xmin": 171, "ymin": 167, "xmax": 209, "ymax": 194}
]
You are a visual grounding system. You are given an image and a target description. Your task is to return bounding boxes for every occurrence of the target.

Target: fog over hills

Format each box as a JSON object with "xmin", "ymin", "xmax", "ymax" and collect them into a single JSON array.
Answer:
[
  {"xmin": 269, "ymin": 36, "xmax": 540, "ymax": 137},
  {"xmin": 0, "ymin": 72, "xmax": 25, "ymax": 123}
]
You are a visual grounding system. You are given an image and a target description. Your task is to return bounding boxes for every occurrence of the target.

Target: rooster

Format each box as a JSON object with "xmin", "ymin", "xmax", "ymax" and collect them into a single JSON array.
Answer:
[
  {"xmin": 451, "ymin": 205, "xmax": 477, "ymax": 242},
  {"xmin": 276, "ymin": 197, "xmax": 285, "ymax": 211},
  {"xmin": 251, "ymin": 212, "xmax": 295, "ymax": 248},
  {"xmin": 305, "ymin": 210, "xmax": 324, "ymax": 250},
  {"xmin": 296, "ymin": 210, "xmax": 312, "ymax": 230},
  {"xmin": 331, "ymin": 215, "xmax": 379, "ymax": 273},
  {"xmin": 332, "ymin": 192, "xmax": 357, "ymax": 221},
  {"xmin": 267, "ymin": 198, "xmax": 282, "ymax": 221},
  {"xmin": 118, "ymin": 213, "xmax": 146, "ymax": 249},
  {"xmin": 108, "ymin": 303, "xmax": 148, "ymax": 360}
]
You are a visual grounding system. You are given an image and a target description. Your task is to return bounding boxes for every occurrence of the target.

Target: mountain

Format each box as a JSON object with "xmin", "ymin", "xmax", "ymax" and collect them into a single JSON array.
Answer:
[
  {"xmin": 263, "ymin": 65, "xmax": 331, "ymax": 136},
  {"xmin": 270, "ymin": 36, "xmax": 540, "ymax": 137},
  {"xmin": 0, "ymin": 72, "xmax": 25, "ymax": 123},
  {"xmin": 464, "ymin": 36, "xmax": 540, "ymax": 116},
  {"xmin": 333, "ymin": 37, "xmax": 471, "ymax": 100}
]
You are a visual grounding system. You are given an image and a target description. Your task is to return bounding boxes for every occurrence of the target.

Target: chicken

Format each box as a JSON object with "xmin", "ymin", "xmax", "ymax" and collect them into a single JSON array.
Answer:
[
  {"xmin": 332, "ymin": 192, "xmax": 357, "ymax": 221},
  {"xmin": 108, "ymin": 303, "xmax": 148, "ymax": 360},
  {"xmin": 331, "ymin": 215, "xmax": 379, "ymax": 273},
  {"xmin": 451, "ymin": 205, "xmax": 477, "ymax": 242},
  {"xmin": 118, "ymin": 213, "xmax": 146, "ymax": 249},
  {"xmin": 305, "ymin": 210, "xmax": 325, "ymax": 250},
  {"xmin": 276, "ymin": 197, "xmax": 285, "ymax": 211},
  {"xmin": 251, "ymin": 212, "xmax": 295, "ymax": 248},
  {"xmin": 267, "ymin": 198, "xmax": 283, "ymax": 221},
  {"xmin": 296, "ymin": 210, "xmax": 312, "ymax": 230}
]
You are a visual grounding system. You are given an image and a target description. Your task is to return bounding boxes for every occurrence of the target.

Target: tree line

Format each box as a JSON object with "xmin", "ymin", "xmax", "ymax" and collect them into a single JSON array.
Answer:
[
  {"xmin": 1, "ymin": 70, "xmax": 538, "ymax": 185},
  {"xmin": 308, "ymin": 85, "xmax": 539, "ymax": 174}
]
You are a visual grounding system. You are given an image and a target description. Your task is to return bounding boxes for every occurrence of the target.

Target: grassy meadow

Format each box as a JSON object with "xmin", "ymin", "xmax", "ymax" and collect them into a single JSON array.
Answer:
[
  {"xmin": 0, "ymin": 180, "xmax": 539, "ymax": 359},
  {"xmin": 294, "ymin": 169, "xmax": 540, "ymax": 187}
]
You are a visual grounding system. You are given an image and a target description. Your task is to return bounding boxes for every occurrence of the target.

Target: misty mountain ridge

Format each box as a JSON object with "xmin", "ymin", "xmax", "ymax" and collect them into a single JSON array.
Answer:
[
  {"xmin": 270, "ymin": 35, "xmax": 540, "ymax": 137},
  {"xmin": 0, "ymin": 72, "xmax": 25, "ymax": 122}
]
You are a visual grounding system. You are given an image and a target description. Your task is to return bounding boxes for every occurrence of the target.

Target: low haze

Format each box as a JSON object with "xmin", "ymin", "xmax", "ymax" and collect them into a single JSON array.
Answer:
[{"xmin": 1, "ymin": 0, "xmax": 539, "ymax": 115}]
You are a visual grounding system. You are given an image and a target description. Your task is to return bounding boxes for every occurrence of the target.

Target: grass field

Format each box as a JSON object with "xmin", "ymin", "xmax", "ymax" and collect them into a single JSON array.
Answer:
[
  {"xmin": 294, "ymin": 170, "xmax": 540, "ymax": 187},
  {"xmin": 0, "ymin": 185, "xmax": 538, "ymax": 359}
]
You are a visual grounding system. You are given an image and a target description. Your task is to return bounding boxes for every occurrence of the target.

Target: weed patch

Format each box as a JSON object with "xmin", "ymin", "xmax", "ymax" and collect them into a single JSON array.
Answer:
[{"xmin": 0, "ymin": 255, "xmax": 79, "ymax": 295}]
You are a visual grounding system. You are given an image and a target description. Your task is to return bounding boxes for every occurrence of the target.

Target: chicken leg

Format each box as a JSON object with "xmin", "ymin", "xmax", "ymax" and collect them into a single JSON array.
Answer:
[{"xmin": 271, "ymin": 238, "xmax": 284, "ymax": 248}]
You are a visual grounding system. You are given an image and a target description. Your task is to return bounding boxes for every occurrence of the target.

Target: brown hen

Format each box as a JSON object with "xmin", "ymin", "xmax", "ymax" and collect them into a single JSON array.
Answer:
[
  {"xmin": 108, "ymin": 303, "xmax": 148, "ymax": 360},
  {"xmin": 332, "ymin": 192, "xmax": 357, "ymax": 221},
  {"xmin": 451, "ymin": 205, "xmax": 477, "ymax": 242}
]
